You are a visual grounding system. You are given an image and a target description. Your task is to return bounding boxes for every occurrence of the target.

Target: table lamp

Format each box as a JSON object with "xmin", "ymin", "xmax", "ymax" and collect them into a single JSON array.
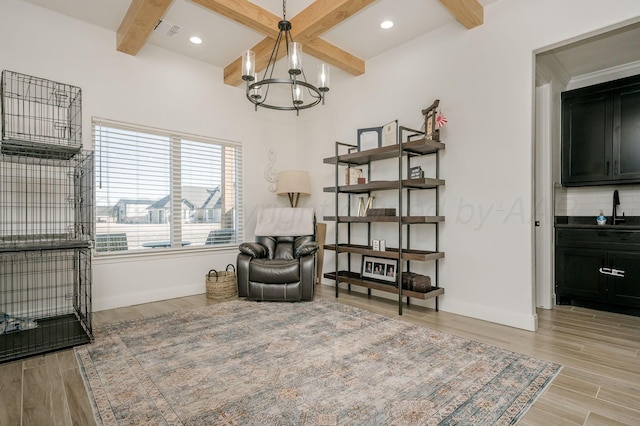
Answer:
[{"xmin": 277, "ymin": 170, "xmax": 311, "ymax": 207}]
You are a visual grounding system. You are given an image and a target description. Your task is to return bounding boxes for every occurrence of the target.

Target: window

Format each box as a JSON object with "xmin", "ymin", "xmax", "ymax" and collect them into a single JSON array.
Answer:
[{"xmin": 93, "ymin": 118, "xmax": 242, "ymax": 253}]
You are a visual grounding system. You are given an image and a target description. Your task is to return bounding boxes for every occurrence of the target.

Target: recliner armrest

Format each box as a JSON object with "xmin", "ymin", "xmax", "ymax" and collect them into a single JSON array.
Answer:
[
  {"xmin": 239, "ymin": 242, "xmax": 267, "ymax": 258},
  {"xmin": 295, "ymin": 241, "xmax": 319, "ymax": 258}
]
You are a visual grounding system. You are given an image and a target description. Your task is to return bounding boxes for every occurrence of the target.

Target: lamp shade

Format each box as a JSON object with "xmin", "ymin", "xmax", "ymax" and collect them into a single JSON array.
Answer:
[{"xmin": 276, "ymin": 170, "xmax": 311, "ymax": 195}]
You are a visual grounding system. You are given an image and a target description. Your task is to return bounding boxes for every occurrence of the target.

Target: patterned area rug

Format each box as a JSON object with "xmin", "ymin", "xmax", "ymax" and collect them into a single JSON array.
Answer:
[{"xmin": 76, "ymin": 300, "xmax": 561, "ymax": 425}]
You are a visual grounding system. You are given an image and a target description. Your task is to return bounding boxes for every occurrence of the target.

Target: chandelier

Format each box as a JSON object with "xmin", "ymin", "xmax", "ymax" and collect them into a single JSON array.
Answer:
[{"xmin": 241, "ymin": 0, "xmax": 330, "ymax": 114}]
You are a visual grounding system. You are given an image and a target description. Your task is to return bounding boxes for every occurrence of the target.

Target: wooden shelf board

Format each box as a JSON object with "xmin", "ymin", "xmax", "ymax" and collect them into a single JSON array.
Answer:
[
  {"xmin": 323, "ymin": 244, "xmax": 444, "ymax": 261},
  {"xmin": 323, "ymin": 270, "xmax": 444, "ymax": 300},
  {"xmin": 324, "ymin": 180, "xmax": 398, "ymax": 193},
  {"xmin": 323, "ymin": 215, "xmax": 444, "ymax": 224},
  {"xmin": 402, "ymin": 177, "xmax": 446, "ymax": 189},
  {"xmin": 323, "ymin": 177, "xmax": 445, "ymax": 193},
  {"xmin": 402, "ymin": 138, "xmax": 446, "ymax": 155},
  {"xmin": 323, "ymin": 138, "xmax": 445, "ymax": 166}
]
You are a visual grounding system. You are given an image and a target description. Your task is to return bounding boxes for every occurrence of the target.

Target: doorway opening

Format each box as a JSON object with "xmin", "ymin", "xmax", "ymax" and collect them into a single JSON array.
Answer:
[{"xmin": 533, "ymin": 20, "xmax": 640, "ymax": 310}]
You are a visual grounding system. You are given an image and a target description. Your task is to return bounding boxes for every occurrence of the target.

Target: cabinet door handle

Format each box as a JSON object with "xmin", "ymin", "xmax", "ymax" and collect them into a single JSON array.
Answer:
[
  {"xmin": 612, "ymin": 268, "xmax": 625, "ymax": 277},
  {"xmin": 614, "ymin": 160, "xmax": 618, "ymax": 175},
  {"xmin": 599, "ymin": 267, "xmax": 625, "ymax": 278},
  {"xmin": 606, "ymin": 161, "xmax": 610, "ymax": 175},
  {"xmin": 599, "ymin": 267, "xmax": 613, "ymax": 276}
]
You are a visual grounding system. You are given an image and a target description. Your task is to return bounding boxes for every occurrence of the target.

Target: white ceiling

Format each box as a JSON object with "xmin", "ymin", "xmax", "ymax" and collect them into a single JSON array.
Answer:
[
  {"xmin": 18, "ymin": 0, "xmax": 640, "ymax": 83},
  {"xmin": 20, "ymin": 0, "xmax": 497, "ymax": 71}
]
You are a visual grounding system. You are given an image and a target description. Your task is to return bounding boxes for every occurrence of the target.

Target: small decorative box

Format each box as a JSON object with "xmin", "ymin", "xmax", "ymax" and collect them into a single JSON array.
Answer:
[{"xmin": 410, "ymin": 166, "xmax": 424, "ymax": 179}]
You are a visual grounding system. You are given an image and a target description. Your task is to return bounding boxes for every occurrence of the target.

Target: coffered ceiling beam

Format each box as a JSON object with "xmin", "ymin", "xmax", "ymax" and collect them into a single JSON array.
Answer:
[
  {"xmin": 190, "ymin": 0, "xmax": 281, "ymax": 38},
  {"xmin": 289, "ymin": 0, "xmax": 376, "ymax": 44},
  {"xmin": 304, "ymin": 38, "xmax": 365, "ymax": 77},
  {"xmin": 195, "ymin": 0, "xmax": 372, "ymax": 86},
  {"xmin": 438, "ymin": 0, "xmax": 484, "ymax": 29},
  {"xmin": 116, "ymin": 0, "xmax": 174, "ymax": 55}
]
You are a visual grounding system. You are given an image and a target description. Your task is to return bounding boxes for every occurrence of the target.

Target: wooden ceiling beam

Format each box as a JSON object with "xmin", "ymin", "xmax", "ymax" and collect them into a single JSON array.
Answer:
[
  {"xmin": 305, "ymin": 38, "xmax": 365, "ymax": 77},
  {"xmin": 117, "ymin": 0, "xmax": 482, "ymax": 84},
  {"xmin": 116, "ymin": 0, "xmax": 174, "ymax": 55},
  {"xmin": 290, "ymin": 0, "xmax": 376, "ymax": 44},
  {"xmin": 215, "ymin": 0, "xmax": 373, "ymax": 86},
  {"xmin": 190, "ymin": 0, "xmax": 281, "ymax": 38},
  {"xmin": 438, "ymin": 0, "xmax": 484, "ymax": 29}
]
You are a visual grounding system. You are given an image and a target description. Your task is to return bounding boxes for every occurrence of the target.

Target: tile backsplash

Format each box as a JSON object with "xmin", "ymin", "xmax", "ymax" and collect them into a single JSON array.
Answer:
[{"xmin": 555, "ymin": 184, "xmax": 640, "ymax": 217}]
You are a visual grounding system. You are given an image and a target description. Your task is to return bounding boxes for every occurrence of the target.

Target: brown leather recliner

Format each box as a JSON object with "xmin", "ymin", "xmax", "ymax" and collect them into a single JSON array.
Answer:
[{"xmin": 236, "ymin": 208, "xmax": 318, "ymax": 301}]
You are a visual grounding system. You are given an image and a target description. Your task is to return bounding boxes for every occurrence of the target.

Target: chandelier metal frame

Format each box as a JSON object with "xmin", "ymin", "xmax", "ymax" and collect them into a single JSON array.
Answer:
[{"xmin": 241, "ymin": 0, "xmax": 329, "ymax": 114}]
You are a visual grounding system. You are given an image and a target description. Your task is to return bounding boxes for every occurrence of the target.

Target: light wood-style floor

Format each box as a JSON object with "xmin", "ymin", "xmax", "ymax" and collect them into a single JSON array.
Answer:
[{"xmin": 1, "ymin": 284, "xmax": 639, "ymax": 425}]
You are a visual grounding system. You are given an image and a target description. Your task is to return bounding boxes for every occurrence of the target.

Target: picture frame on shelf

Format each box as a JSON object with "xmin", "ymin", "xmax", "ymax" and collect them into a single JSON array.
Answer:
[
  {"xmin": 362, "ymin": 255, "xmax": 397, "ymax": 283},
  {"xmin": 357, "ymin": 126, "xmax": 382, "ymax": 151},
  {"xmin": 345, "ymin": 168, "xmax": 363, "ymax": 185},
  {"xmin": 381, "ymin": 120, "xmax": 398, "ymax": 146}
]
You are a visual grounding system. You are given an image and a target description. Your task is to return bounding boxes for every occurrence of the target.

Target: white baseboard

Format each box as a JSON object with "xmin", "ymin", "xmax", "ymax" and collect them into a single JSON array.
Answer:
[
  {"xmin": 94, "ymin": 282, "xmax": 204, "ymax": 312},
  {"xmin": 319, "ymin": 283, "xmax": 538, "ymax": 331}
]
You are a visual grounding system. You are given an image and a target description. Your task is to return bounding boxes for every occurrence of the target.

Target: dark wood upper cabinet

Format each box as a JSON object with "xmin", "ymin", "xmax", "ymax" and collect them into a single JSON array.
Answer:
[
  {"xmin": 614, "ymin": 84, "xmax": 640, "ymax": 180},
  {"xmin": 561, "ymin": 74, "xmax": 640, "ymax": 186}
]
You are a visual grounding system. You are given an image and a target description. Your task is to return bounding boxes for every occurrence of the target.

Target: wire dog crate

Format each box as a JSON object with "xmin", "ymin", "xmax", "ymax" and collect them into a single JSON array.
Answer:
[
  {"xmin": 0, "ymin": 248, "xmax": 92, "ymax": 362},
  {"xmin": 0, "ymin": 71, "xmax": 92, "ymax": 362},
  {"xmin": 0, "ymin": 151, "xmax": 94, "ymax": 251},
  {"xmin": 1, "ymin": 70, "xmax": 82, "ymax": 159}
]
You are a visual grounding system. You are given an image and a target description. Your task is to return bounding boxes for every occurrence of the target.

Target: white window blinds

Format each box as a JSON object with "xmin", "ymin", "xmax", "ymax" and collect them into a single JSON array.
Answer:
[{"xmin": 93, "ymin": 119, "xmax": 243, "ymax": 253}]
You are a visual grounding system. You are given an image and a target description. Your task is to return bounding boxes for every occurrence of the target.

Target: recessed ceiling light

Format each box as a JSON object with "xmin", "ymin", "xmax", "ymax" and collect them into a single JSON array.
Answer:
[
  {"xmin": 380, "ymin": 20, "xmax": 394, "ymax": 30},
  {"xmin": 189, "ymin": 36, "xmax": 203, "ymax": 45}
]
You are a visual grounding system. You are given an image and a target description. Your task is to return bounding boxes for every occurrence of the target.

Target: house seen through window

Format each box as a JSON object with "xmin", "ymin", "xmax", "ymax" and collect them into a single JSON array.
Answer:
[{"xmin": 93, "ymin": 119, "xmax": 243, "ymax": 253}]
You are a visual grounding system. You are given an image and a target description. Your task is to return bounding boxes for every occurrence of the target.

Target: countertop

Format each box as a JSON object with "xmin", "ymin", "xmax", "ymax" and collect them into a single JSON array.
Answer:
[{"xmin": 555, "ymin": 216, "xmax": 640, "ymax": 230}]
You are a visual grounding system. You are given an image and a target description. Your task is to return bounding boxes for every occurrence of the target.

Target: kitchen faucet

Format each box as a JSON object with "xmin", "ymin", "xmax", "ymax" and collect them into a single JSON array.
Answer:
[{"xmin": 613, "ymin": 190, "xmax": 626, "ymax": 225}]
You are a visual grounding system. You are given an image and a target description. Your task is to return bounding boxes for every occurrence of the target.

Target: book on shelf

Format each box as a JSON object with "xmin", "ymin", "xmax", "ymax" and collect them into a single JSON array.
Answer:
[{"xmin": 366, "ymin": 208, "xmax": 396, "ymax": 216}]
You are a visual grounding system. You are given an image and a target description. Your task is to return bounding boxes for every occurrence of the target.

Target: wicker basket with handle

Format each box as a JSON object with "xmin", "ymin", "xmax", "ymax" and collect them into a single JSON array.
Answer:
[{"xmin": 206, "ymin": 264, "xmax": 237, "ymax": 299}]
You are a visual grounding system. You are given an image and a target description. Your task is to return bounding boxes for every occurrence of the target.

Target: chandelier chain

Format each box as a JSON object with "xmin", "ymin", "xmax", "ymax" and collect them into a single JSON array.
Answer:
[{"xmin": 283, "ymin": 0, "xmax": 286, "ymax": 20}]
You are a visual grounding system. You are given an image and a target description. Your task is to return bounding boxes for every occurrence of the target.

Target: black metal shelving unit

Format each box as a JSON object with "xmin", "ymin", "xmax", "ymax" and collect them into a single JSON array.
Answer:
[{"xmin": 323, "ymin": 108, "xmax": 445, "ymax": 315}]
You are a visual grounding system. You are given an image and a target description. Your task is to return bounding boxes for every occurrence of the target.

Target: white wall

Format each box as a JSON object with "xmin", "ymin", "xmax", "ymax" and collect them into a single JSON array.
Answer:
[
  {"xmin": 301, "ymin": 0, "xmax": 640, "ymax": 330},
  {"xmin": 556, "ymin": 185, "xmax": 640, "ymax": 217},
  {"xmin": 4, "ymin": 0, "xmax": 640, "ymax": 329},
  {"xmin": 0, "ymin": 0, "xmax": 298, "ymax": 311}
]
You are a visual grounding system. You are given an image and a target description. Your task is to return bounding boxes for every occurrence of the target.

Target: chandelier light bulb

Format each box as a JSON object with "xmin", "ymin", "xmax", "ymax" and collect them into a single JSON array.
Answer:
[
  {"xmin": 251, "ymin": 74, "xmax": 262, "ymax": 100},
  {"xmin": 293, "ymin": 84, "xmax": 303, "ymax": 105},
  {"xmin": 242, "ymin": 50, "xmax": 255, "ymax": 81},
  {"xmin": 289, "ymin": 42, "xmax": 302, "ymax": 75},
  {"xmin": 317, "ymin": 64, "xmax": 330, "ymax": 91}
]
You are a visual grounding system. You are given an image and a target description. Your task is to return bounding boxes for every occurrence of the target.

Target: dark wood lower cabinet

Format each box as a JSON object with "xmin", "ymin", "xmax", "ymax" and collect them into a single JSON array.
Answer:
[
  {"xmin": 555, "ymin": 247, "xmax": 606, "ymax": 301},
  {"xmin": 555, "ymin": 228, "xmax": 640, "ymax": 312},
  {"xmin": 607, "ymin": 250, "xmax": 640, "ymax": 306}
]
